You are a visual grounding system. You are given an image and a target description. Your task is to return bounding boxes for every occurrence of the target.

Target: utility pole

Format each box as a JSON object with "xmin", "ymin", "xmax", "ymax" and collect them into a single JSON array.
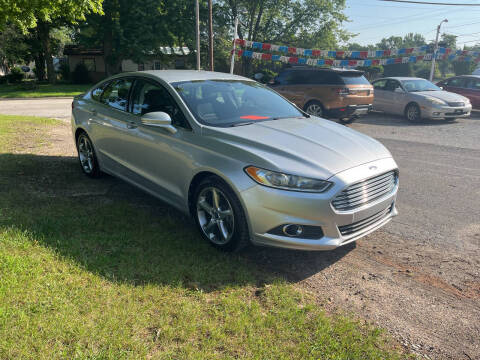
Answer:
[
  {"xmin": 230, "ymin": 16, "xmax": 239, "ymax": 74},
  {"xmin": 208, "ymin": 0, "xmax": 214, "ymax": 71},
  {"xmin": 195, "ymin": 0, "xmax": 201, "ymax": 70},
  {"xmin": 429, "ymin": 19, "xmax": 448, "ymax": 82},
  {"xmin": 208, "ymin": 0, "xmax": 213, "ymax": 71}
]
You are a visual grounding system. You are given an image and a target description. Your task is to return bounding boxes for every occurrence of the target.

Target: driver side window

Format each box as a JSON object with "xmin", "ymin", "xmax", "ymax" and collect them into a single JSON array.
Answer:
[
  {"xmin": 385, "ymin": 80, "xmax": 402, "ymax": 92},
  {"xmin": 131, "ymin": 79, "xmax": 190, "ymax": 129}
]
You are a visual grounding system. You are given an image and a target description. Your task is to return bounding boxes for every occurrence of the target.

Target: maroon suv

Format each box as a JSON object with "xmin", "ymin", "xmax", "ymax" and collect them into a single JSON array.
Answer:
[{"xmin": 437, "ymin": 75, "xmax": 480, "ymax": 110}]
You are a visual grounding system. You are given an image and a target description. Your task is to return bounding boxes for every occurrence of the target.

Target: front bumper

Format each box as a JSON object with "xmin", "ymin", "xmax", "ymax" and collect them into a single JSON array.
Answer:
[
  {"xmin": 240, "ymin": 157, "xmax": 398, "ymax": 250},
  {"xmin": 422, "ymin": 104, "xmax": 472, "ymax": 119}
]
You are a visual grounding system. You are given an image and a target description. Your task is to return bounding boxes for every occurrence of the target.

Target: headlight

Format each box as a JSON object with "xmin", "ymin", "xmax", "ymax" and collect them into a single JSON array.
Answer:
[
  {"xmin": 425, "ymin": 97, "xmax": 447, "ymax": 106},
  {"xmin": 245, "ymin": 166, "xmax": 332, "ymax": 193}
]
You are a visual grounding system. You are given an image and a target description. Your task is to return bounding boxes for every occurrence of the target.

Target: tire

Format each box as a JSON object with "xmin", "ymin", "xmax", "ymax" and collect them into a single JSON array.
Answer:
[
  {"xmin": 193, "ymin": 176, "xmax": 250, "ymax": 252},
  {"xmin": 304, "ymin": 100, "xmax": 324, "ymax": 117},
  {"xmin": 76, "ymin": 132, "xmax": 101, "ymax": 178},
  {"xmin": 405, "ymin": 103, "xmax": 421, "ymax": 122},
  {"xmin": 340, "ymin": 117, "xmax": 356, "ymax": 124}
]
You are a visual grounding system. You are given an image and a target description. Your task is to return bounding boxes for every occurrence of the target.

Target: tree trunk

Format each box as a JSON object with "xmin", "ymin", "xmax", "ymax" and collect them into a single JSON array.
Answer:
[
  {"xmin": 34, "ymin": 53, "xmax": 46, "ymax": 81},
  {"xmin": 38, "ymin": 21, "xmax": 56, "ymax": 84}
]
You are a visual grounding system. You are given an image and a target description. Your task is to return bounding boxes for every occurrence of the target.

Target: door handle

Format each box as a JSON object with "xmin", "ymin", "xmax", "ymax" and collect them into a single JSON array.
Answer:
[{"xmin": 127, "ymin": 121, "xmax": 138, "ymax": 129}]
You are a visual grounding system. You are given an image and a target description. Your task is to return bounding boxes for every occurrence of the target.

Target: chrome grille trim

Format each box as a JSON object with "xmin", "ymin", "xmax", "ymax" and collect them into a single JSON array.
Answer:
[
  {"xmin": 332, "ymin": 171, "xmax": 397, "ymax": 211},
  {"xmin": 339, "ymin": 205, "xmax": 392, "ymax": 236}
]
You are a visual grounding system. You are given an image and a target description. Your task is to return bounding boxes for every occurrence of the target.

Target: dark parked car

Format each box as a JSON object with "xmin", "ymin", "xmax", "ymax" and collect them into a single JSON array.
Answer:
[{"xmin": 437, "ymin": 75, "xmax": 480, "ymax": 110}]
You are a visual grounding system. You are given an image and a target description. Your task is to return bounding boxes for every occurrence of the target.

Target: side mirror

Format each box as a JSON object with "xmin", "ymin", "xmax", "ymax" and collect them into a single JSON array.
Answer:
[
  {"xmin": 141, "ymin": 111, "xmax": 177, "ymax": 134},
  {"xmin": 439, "ymin": 86, "xmax": 444, "ymax": 90},
  {"xmin": 394, "ymin": 87, "xmax": 404, "ymax": 93}
]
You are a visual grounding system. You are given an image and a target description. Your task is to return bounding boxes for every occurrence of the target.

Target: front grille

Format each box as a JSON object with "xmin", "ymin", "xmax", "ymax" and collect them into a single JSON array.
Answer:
[
  {"xmin": 339, "ymin": 205, "xmax": 392, "ymax": 236},
  {"xmin": 448, "ymin": 102, "xmax": 464, "ymax": 107},
  {"xmin": 332, "ymin": 171, "xmax": 397, "ymax": 211}
]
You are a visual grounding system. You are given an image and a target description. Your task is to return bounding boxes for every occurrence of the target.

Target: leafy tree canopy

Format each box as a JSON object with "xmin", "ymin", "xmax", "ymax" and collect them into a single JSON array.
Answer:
[{"xmin": 0, "ymin": 0, "xmax": 103, "ymax": 32}]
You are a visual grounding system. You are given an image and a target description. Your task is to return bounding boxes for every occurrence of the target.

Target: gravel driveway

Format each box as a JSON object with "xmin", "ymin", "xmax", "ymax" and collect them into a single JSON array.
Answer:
[
  {"xmin": 1, "ymin": 99, "xmax": 479, "ymax": 359},
  {"xmin": 0, "ymin": 97, "xmax": 73, "ymax": 120}
]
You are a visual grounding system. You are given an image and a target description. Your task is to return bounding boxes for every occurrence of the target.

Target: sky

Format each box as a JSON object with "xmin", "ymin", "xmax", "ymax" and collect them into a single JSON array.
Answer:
[{"xmin": 343, "ymin": 0, "xmax": 480, "ymax": 48}]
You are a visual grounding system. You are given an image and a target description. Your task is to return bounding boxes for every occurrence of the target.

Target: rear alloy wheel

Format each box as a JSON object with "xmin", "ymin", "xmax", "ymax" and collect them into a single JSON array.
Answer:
[
  {"xmin": 194, "ymin": 177, "xmax": 249, "ymax": 252},
  {"xmin": 76, "ymin": 132, "xmax": 101, "ymax": 178},
  {"xmin": 405, "ymin": 103, "xmax": 421, "ymax": 122},
  {"xmin": 304, "ymin": 101, "xmax": 324, "ymax": 117}
]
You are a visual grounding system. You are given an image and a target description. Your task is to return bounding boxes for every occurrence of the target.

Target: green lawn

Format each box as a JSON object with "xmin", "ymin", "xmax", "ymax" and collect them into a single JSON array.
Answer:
[
  {"xmin": 0, "ymin": 115, "xmax": 409, "ymax": 359},
  {"xmin": 0, "ymin": 83, "xmax": 92, "ymax": 98}
]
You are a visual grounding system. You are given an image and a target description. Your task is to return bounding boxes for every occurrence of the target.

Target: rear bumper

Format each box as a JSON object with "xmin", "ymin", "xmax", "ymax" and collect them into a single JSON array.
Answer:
[{"xmin": 328, "ymin": 104, "xmax": 372, "ymax": 119}]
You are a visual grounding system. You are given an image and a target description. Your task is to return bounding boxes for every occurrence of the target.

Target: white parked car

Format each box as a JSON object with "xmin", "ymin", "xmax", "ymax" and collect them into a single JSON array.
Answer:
[{"xmin": 371, "ymin": 77, "xmax": 472, "ymax": 122}]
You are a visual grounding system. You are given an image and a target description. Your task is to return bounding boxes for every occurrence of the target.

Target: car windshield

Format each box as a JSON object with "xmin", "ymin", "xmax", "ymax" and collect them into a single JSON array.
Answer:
[
  {"xmin": 401, "ymin": 79, "xmax": 441, "ymax": 92},
  {"xmin": 172, "ymin": 80, "xmax": 305, "ymax": 127}
]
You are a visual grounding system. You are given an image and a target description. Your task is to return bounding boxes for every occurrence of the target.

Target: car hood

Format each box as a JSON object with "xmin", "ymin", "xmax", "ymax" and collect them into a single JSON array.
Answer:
[
  {"xmin": 413, "ymin": 90, "xmax": 469, "ymax": 103},
  {"xmin": 203, "ymin": 117, "xmax": 392, "ymax": 180}
]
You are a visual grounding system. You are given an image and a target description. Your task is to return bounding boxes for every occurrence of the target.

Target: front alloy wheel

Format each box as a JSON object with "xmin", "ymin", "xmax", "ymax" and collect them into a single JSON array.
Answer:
[
  {"xmin": 194, "ymin": 177, "xmax": 250, "ymax": 252},
  {"xmin": 196, "ymin": 187, "xmax": 235, "ymax": 245},
  {"xmin": 406, "ymin": 103, "xmax": 421, "ymax": 122}
]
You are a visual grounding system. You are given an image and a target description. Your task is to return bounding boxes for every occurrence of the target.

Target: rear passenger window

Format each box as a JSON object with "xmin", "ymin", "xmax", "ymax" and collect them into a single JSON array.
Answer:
[
  {"xmin": 100, "ymin": 79, "xmax": 133, "ymax": 111},
  {"xmin": 449, "ymin": 77, "xmax": 466, "ymax": 88},
  {"xmin": 466, "ymin": 78, "xmax": 480, "ymax": 90}
]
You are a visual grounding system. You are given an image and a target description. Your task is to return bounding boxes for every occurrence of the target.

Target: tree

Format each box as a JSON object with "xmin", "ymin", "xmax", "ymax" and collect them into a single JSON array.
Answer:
[
  {"xmin": 376, "ymin": 33, "xmax": 426, "ymax": 77},
  {"xmin": 0, "ymin": 0, "xmax": 103, "ymax": 83},
  {"xmin": 0, "ymin": 24, "xmax": 30, "ymax": 74},
  {"xmin": 216, "ymin": 0, "xmax": 349, "ymax": 75},
  {"xmin": 77, "ymin": 0, "xmax": 198, "ymax": 75}
]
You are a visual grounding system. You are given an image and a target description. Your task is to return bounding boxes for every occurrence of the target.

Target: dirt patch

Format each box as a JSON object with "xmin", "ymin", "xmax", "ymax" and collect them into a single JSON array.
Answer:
[{"xmin": 246, "ymin": 232, "xmax": 480, "ymax": 360}]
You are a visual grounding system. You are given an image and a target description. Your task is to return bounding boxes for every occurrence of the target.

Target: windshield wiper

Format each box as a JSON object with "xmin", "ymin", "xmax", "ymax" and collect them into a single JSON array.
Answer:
[
  {"xmin": 231, "ymin": 121, "xmax": 255, "ymax": 127},
  {"xmin": 271, "ymin": 116, "xmax": 308, "ymax": 120}
]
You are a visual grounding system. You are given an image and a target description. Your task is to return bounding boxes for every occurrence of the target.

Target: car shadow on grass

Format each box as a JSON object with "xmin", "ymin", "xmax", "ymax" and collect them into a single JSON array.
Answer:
[{"xmin": 0, "ymin": 153, "xmax": 354, "ymax": 291}]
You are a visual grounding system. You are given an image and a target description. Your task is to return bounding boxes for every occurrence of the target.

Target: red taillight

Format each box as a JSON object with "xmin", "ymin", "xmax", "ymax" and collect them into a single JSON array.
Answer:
[
  {"xmin": 339, "ymin": 108, "xmax": 346, "ymax": 112},
  {"xmin": 71, "ymin": 101, "xmax": 75, "ymax": 110}
]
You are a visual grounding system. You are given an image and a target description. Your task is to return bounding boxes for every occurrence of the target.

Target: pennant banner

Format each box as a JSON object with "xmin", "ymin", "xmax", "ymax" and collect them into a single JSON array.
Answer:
[
  {"xmin": 235, "ymin": 39, "xmax": 480, "ymax": 59},
  {"xmin": 237, "ymin": 49, "xmax": 480, "ymax": 68}
]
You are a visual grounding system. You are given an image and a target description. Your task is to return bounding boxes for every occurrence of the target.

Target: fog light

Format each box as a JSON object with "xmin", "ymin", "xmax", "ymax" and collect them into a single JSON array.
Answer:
[{"xmin": 282, "ymin": 224, "xmax": 303, "ymax": 237}]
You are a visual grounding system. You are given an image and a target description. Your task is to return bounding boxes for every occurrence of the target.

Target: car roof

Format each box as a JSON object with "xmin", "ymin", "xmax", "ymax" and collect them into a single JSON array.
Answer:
[
  {"xmin": 375, "ymin": 77, "xmax": 426, "ymax": 81},
  {"xmin": 283, "ymin": 66, "xmax": 363, "ymax": 74},
  {"xmin": 139, "ymin": 70, "xmax": 249, "ymax": 83},
  {"xmin": 456, "ymin": 74, "xmax": 480, "ymax": 78}
]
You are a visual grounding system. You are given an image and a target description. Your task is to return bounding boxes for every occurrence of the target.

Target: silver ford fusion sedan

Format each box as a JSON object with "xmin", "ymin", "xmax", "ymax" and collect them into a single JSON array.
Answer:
[
  {"xmin": 372, "ymin": 77, "xmax": 472, "ymax": 122},
  {"xmin": 72, "ymin": 70, "xmax": 399, "ymax": 251}
]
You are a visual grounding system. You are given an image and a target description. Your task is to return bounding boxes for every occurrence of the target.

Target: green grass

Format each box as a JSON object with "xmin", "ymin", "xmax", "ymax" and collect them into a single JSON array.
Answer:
[
  {"xmin": 0, "ymin": 83, "xmax": 92, "ymax": 98},
  {"xmin": 0, "ymin": 114, "xmax": 410, "ymax": 359}
]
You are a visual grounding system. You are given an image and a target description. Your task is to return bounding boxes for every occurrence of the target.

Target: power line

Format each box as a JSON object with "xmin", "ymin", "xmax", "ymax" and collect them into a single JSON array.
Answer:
[
  {"xmin": 446, "ymin": 20, "xmax": 480, "ymax": 29},
  {"xmin": 380, "ymin": 0, "xmax": 480, "ymax": 5}
]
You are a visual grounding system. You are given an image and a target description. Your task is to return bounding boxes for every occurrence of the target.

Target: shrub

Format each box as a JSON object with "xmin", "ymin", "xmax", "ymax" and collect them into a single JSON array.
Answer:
[
  {"xmin": 6, "ymin": 67, "xmax": 24, "ymax": 83},
  {"xmin": 72, "ymin": 63, "xmax": 91, "ymax": 84},
  {"xmin": 0, "ymin": 76, "xmax": 7, "ymax": 84},
  {"xmin": 58, "ymin": 63, "xmax": 70, "ymax": 81}
]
